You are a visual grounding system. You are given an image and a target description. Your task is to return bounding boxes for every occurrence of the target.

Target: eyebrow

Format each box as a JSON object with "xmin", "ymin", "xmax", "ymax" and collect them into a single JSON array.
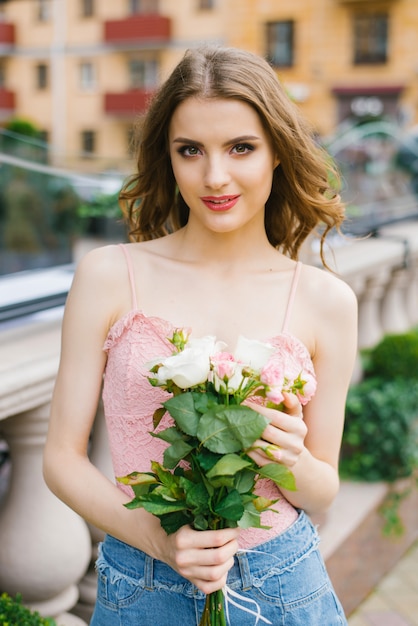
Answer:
[{"xmin": 172, "ymin": 134, "xmax": 261, "ymax": 147}]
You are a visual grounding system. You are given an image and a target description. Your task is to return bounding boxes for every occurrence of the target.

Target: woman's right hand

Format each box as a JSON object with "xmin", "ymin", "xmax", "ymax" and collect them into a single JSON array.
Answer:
[{"xmin": 162, "ymin": 525, "xmax": 241, "ymax": 594}]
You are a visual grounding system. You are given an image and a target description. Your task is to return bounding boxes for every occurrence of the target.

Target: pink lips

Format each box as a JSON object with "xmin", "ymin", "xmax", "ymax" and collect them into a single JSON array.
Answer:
[{"xmin": 200, "ymin": 195, "xmax": 240, "ymax": 212}]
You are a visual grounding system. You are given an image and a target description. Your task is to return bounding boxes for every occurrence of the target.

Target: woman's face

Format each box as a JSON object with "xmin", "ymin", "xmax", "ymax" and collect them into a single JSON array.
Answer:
[{"xmin": 168, "ymin": 97, "xmax": 279, "ymax": 237}]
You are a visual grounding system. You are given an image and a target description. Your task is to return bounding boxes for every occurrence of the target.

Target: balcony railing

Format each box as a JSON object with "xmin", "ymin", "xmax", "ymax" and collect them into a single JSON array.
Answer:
[
  {"xmin": 1, "ymin": 218, "xmax": 418, "ymax": 623},
  {"xmin": 104, "ymin": 89, "xmax": 155, "ymax": 116},
  {"xmin": 0, "ymin": 21, "xmax": 15, "ymax": 46},
  {"xmin": 104, "ymin": 14, "xmax": 171, "ymax": 44},
  {"xmin": 0, "ymin": 88, "xmax": 15, "ymax": 111}
]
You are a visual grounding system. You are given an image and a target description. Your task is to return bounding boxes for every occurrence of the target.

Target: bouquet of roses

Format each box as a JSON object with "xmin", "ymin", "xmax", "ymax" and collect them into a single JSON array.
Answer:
[{"xmin": 118, "ymin": 330, "xmax": 316, "ymax": 626}]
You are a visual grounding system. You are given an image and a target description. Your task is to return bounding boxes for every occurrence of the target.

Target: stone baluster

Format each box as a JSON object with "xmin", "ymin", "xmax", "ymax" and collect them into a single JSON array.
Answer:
[
  {"xmin": 405, "ymin": 257, "xmax": 418, "ymax": 326},
  {"xmin": 344, "ymin": 276, "xmax": 365, "ymax": 384},
  {"xmin": 381, "ymin": 265, "xmax": 411, "ymax": 334},
  {"xmin": 0, "ymin": 404, "xmax": 91, "ymax": 626},
  {"xmin": 357, "ymin": 270, "xmax": 391, "ymax": 349}
]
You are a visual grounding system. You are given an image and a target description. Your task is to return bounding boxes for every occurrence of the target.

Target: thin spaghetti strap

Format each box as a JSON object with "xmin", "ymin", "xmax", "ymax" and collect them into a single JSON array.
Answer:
[
  {"xmin": 282, "ymin": 261, "xmax": 302, "ymax": 333},
  {"xmin": 118, "ymin": 244, "xmax": 138, "ymax": 310}
]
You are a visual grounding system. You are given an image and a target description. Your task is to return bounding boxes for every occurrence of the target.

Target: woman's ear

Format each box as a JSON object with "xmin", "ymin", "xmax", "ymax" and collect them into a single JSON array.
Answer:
[{"xmin": 273, "ymin": 155, "xmax": 281, "ymax": 169}]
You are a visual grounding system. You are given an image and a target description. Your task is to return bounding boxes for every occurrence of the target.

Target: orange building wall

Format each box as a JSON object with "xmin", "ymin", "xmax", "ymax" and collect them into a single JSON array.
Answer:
[{"xmin": 0, "ymin": 0, "xmax": 416, "ymax": 169}]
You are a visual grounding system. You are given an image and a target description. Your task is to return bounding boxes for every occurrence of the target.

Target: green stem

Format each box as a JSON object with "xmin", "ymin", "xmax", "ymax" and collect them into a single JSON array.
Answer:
[
  {"xmin": 211, "ymin": 592, "xmax": 216, "ymax": 626},
  {"xmin": 199, "ymin": 594, "xmax": 211, "ymax": 626},
  {"xmin": 198, "ymin": 590, "xmax": 226, "ymax": 626},
  {"xmin": 217, "ymin": 589, "xmax": 227, "ymax": 626}
]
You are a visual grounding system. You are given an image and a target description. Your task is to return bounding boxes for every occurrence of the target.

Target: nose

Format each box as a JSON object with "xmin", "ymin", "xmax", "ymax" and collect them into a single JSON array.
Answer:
[{"xmin": 203, "ymin": 155, "xmax": 231, "ymax": 190}]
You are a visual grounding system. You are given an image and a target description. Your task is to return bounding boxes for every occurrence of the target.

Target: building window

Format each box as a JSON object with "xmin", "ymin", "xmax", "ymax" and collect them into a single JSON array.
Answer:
[
  {"xmin": 36, "ymin": 63, "xmax": 48, "ymax": 89},
  {"xmin": 79, "ymin": 61, "xmax": 96, "ymax": 90},
  {"xmin": 38, "ymin": 130, "xmax": 49, "ymax": 145},
  {"xmin": 266, "ymin": 21, "xmax": 294, "ymax": 67},
  {"xmin": 37, "ymin": 0, "xmax": 51, "ymax": 21},
  {"xmin": 353, "ymin": 13, "xmax": 388, "ymax": 65},
  {"xmin": 129, "ymin": 58, "xmax": 158, "ymax": 89},
  {"xmin": 198, "ymin": 0, "xmax": 214, "ymax": 9},
  {"xmin": 81, "ymin": 130, "xmax": 96, "ymax": 155},
  {"xmin": 129, "ymin": 0, "xmax": 159, "ymax": 14},
  {"xmin": 81, "ymin": 0, "xmax": 94, "ymax": 17}
]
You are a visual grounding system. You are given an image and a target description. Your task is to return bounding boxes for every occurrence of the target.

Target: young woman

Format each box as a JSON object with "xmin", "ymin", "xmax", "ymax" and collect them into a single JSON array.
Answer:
[{"xmin": 44, "ymin": 46, "xmax": 357, "ymax": 625}]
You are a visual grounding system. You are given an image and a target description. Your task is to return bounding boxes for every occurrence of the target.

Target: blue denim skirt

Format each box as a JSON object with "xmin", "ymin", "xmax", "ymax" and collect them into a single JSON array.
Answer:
[{"xmin": 90, "ymin": 510, "xmax": 347, "ymax": 625}]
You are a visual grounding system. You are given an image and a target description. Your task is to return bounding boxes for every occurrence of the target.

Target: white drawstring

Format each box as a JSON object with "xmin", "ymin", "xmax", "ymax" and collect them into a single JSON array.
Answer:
[
  {"xmin": 220, "ymin": 547, "xmax": 287, "ymax": 625},
  {"xmin": 221, "ymin": 540, "xmax": 318, "ymax": 625},
  {"xmin": 222, "ymin": 585, "xmax": 272, "ymax": 625}
]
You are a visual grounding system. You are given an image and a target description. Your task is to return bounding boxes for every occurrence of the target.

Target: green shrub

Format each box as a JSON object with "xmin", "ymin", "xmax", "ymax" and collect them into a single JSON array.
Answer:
[
  {"xmin": 365, "ymin": 330, "xmax": 418, "ymax": 381},
  {"xmin": 341, "ymin": 330, "xmax": 418, "ymax": 534},
  {"xmin": 0, "ymin": 592, "xmax": 57, "ymax": 626},
  {"xmin": 340, "ymin": 377, "xmax": 418, "ymax": 482},
  {"xmin": 4, "ymin": 117, "xmax": 41, "ymax": 139}
]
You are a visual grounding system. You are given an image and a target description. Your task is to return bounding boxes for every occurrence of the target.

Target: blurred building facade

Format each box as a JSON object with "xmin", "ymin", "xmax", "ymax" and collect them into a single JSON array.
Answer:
[
  {"xmin": 0, "ymin": 0, "xmax": 417, "ymax": 171},
  {"xmin": 1, "ymin": 2, "xmax": 418, "ymax": 622}
]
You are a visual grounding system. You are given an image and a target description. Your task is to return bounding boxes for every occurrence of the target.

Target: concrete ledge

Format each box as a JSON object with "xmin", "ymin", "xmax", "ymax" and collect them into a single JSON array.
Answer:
[
  {"xmin": 315, "ymin": 481, "xmax": 388, "ymax": 561},
  {"xmin": 315, "ymin": 481, "xmax": 418, "ymax": 617},
  {"xmin": 0, "ymin": 317, "xmax": 61, "ymax": 421}
]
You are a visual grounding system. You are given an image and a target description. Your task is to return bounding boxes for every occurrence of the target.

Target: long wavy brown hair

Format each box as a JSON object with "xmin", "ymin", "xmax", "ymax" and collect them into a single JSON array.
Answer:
[{"xmin": 120, "ymin": 45, "xmax": 345, "ymax": 265}]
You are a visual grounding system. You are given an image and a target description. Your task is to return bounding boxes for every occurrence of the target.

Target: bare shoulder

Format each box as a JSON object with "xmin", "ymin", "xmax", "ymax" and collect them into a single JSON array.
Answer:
[
  {"xmin": 299, "ymin": 263, "xmax": 358, "ymax": 327},
  {"xmin": 75, "ymin": 244, "xmax": 126, "ymax": 280},
  {"xmin": 67, "ymin": 244, "xmax": 131, "ymax": 328}
]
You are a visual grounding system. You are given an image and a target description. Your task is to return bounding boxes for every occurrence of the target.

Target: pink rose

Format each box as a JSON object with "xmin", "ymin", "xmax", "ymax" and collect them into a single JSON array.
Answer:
[
  {"xmin": 210, "ymin": 352, "xmax": 246, "ymax": 393},
  {"xmin": 260, "ymin": 357, "xmax": 285, "ymax": 389},
  {"xmin": 210, "ymin": 352, "xmax": 236, "ymax": 380},
  {"xmin": 295, "ymin": 371, "xmax": 317, "ymax": 405},
  {"xmin": 265, "ymin": 386, "xmax": 285, "ymax": 405},
  {"xmin": 260, "ymin": 357, "xmax": 286, "ymax": 404}
]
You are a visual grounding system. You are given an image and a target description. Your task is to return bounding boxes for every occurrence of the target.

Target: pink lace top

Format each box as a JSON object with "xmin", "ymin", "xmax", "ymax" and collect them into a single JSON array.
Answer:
[{"xmin": 102, "ymin": 245, "xmax": 316, "ymax": 549}]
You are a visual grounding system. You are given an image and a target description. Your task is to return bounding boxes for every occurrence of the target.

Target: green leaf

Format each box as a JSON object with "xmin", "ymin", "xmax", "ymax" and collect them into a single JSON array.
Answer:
[
  {"xmin": 136, "ymin": 494, "xmax": 188, "ymax": 516},
  {"xmin": 164, "ymin": 393, "xmax": 200, "ymax": 436},
  {"xmin": 195, "ymin": 448, "xmax": 222, "ymax": 472},
  {"xmin": 151, "ymin": 427, "xmax": 185, "ymax": 444},
  {"xmin": 163, "ymin": 439, "xmax": 194, "ymax": 469},
  {"xmin": 193, "ymin": 514, "xmax": 209, "ymax": 530},
  {"xmin": 253, "ymin": 495, "xmax": 279, "ymax": 512},
  {"xmin": 222, "ymin": 406, "xmax": 269, "ymax": 447},
  {"xmin": 213, "ymin": 489, "xmax": 244, "ymax": 521},
  {"xmin": 237, "ymin": 501, "xmax": 262, "ymax": 529},
  {"xmin": 192, "ymin": 390, "xmax": 218, "ymax": 414},
  {"xmin": 153, "ymin": 406, "xmax": 167, "ymax": 429},
  {"xmin": 150, "ymin": 461, "xmax": 178, "ymax": 486},
  {"xmin": 180, "ymin": 478, "xmax": 210, "ymax": 514},
  {"xmin": 257, "ymin": 463, "xmax": 297, "ymax": 491},
  {"xmin": 116, "ymin": 471, "xmax": 158, "ymax": 499},
  {"xmin": 150, "ymin": 463, "xmax": 185, "ymax": 500},
  {"xmin": 159, "ymin": 510, "xmax": 192, "ymax": 535},
  {"xmin": 197, "ymin": 405, "xmax": 269, "ymax": 453},
  {"xmin": 124, "ymin": 497, "xmax": 148, "ymax": 510},
  {"xmin": 116, "ymin": 471, "xmax": 157, "ymax": 486},
  {"xmin": 207, "ymin": 474, "xmax": 236, "ymax": 489},
  {"xmin": 234, "ymin": 469, "xmax": 256, "ymax": 494},
  {"xmin": 131, "ymin": 483, "xmax": 155, "ymax": 498},
  {"xmin": 196, "ymin": 408, "xmax": 240, "ymax": 453},
  {"xmin": 153, "ymin": 485, "xmax": 181, "ymax": 502},
  {"xmin": 207, "ymin": 454, "xmax": 252, "ymax": 478}
]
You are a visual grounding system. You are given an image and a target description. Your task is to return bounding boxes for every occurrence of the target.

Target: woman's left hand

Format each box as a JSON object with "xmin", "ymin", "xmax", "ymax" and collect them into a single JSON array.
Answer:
[{"xmin": 245, "ymin": 392, "xmax": 308, "ymax": 468}]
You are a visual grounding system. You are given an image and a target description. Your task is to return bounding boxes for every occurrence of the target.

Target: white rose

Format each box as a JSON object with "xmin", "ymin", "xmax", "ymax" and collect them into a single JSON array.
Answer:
[
  {"xmin": 234, "ymin": 336, "xmax": 276, "ymax": 371},
  {"xmin": 156, "ymin": 335, "xmax": 219, "ymax": 389}
]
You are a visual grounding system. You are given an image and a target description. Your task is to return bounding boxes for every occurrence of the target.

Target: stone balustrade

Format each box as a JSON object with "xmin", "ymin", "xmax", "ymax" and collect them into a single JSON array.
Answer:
[{"xmin": 0, "ymin": 219, "xmax": 418, "ymax": 622}]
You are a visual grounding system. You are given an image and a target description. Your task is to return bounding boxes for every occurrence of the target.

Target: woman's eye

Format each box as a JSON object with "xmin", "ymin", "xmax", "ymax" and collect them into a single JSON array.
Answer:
[
  {"xmin": 232, "ymin": 143, "xmax": 254, "ymax": 154},
  {"xmin": 178, "ymin": 145, "xmax": 201, "ymax": 157}
]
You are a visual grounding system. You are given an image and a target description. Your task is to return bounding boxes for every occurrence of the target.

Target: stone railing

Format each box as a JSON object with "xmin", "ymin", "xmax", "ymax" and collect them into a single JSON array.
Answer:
[{"xmin": 1, "ymin": 219, "xmax": 418, "ymax": 623}]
